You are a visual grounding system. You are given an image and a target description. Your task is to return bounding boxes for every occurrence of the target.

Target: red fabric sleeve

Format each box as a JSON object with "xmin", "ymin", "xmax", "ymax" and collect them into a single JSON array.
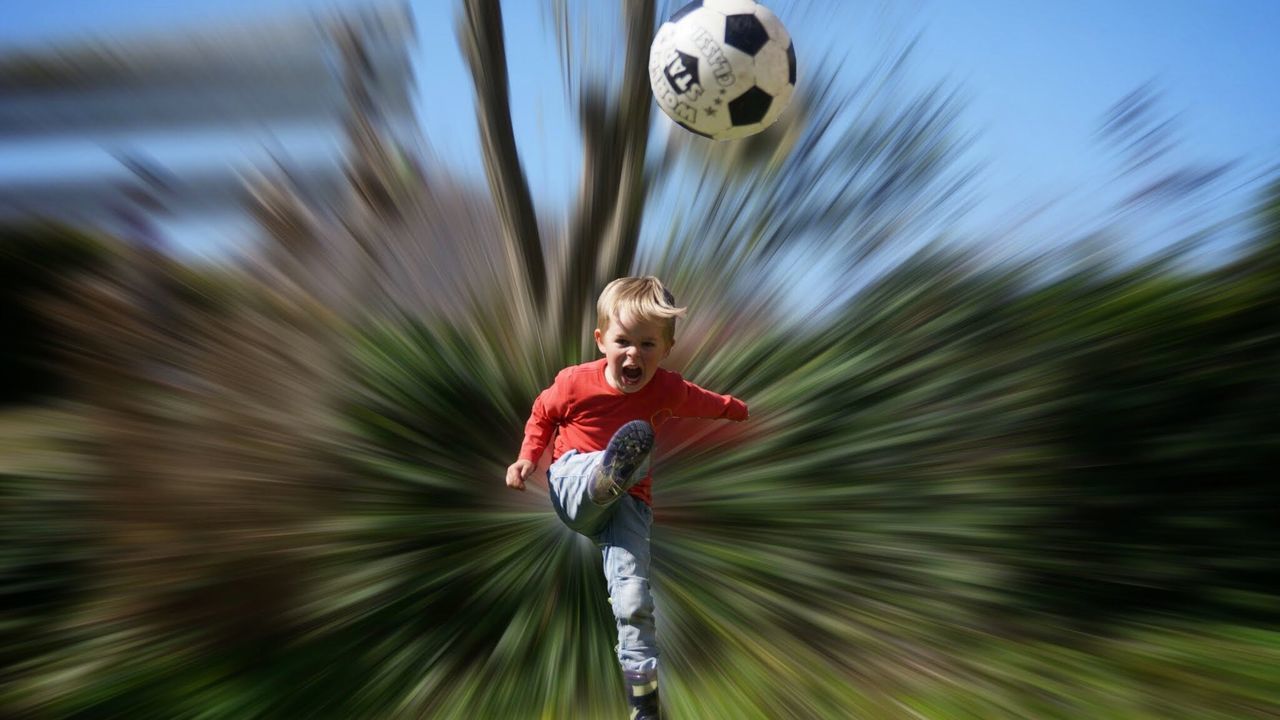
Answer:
[
  {"xmin": 672, "ymin": 377, "xmax": 749, "ymax": 421},
  {"xmin": 518, "ymin": 375, "xmax": 566, "ymax": 463}
]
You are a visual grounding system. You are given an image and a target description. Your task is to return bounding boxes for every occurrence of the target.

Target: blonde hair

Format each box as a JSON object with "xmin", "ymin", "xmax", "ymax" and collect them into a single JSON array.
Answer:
[{"xmin": 596, "ymin": 276, "xmax": 687, "ymax": 345}]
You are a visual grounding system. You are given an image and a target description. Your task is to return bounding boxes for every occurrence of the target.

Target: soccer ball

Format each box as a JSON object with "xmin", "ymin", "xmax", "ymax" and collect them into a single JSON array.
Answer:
[{"xmin": 649, "ymin": 0, "xmax": 796, "ymax": 141}]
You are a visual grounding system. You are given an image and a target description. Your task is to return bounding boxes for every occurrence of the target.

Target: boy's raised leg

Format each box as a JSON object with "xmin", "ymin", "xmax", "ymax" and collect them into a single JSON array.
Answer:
[{"xmin": 549, "ymin": 421, "xmax": 655, "ymax": 536}]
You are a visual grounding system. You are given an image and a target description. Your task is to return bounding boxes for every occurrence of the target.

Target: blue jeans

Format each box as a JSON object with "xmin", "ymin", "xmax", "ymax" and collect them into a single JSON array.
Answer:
[{"xmin": 549, "ymin": 449, "xmax": 658, "ymax": 676}]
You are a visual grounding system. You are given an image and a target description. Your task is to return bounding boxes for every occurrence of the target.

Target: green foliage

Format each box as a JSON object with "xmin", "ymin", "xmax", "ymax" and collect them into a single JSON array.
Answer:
[
  {"xmin": 1006, "ymin": 256, "xmax": 1280, "ymax": 621},
  {"xmin": 327, "ymin": 316, "xmax": 626, "ymax": 717},
  {"xmin": 5, "ymin": 219, "xmax": 1280, "ymax": 717}
]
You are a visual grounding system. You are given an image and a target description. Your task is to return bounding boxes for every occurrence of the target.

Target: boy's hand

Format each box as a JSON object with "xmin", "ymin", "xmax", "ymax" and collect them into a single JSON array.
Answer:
[{"xmin": 505, "ymin": 459, "xmax": 535, "ymax": 491}]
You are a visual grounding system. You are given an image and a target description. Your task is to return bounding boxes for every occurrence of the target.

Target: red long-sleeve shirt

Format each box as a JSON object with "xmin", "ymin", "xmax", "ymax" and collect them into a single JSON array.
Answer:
[{"xmin": 519, "ymin": 358, "xmax": 748, "ymax": 505}]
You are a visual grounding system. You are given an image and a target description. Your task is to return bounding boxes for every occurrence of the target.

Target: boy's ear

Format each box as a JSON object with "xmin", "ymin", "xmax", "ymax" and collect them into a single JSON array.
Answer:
[{"xmin": 594, "ymin": 328, "xmax": 606, "ymax": 354}]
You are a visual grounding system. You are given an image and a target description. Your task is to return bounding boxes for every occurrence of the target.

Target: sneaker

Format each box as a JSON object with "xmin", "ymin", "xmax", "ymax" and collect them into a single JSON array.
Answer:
[
  {"xmin": 589, "ymin": 420, "xmax": 654, "ymax": 504},
  {"xmin": 623, "ymin": 670, "xmax": 660, "ymax": 720}
]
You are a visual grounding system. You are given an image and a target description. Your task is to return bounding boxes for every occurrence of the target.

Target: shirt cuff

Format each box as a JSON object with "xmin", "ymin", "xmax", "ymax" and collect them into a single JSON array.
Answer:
[{"xmin": 725, "ymin": 397, "xmax": 749, "ymax": 421}]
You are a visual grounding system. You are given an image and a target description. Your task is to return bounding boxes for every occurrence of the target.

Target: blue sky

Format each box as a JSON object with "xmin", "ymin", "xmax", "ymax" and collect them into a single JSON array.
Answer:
[
  {"xmin": 918, "ymin": 0, "xmax": 1280, "ymax": 248},
  {"xmin": 2, "ymin": 0, "xmax": 1278, "ymax": 256}
]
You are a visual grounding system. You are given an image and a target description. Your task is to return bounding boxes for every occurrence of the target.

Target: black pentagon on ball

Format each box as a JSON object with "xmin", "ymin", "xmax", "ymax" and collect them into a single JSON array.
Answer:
[
  {"xmin": 669, "ymin": 0, "xmax": 702, "ymax": 24},
  {"xmin": 787, "ymin": 43, "xmax": 796, "ymax": 85},
  {"xmin": 723, "ymin": 14, "xmax": 769, "ymax": 56},
  {"xmin": 729, "ymin": 86, "xmax": 773, "ymax": 126}
]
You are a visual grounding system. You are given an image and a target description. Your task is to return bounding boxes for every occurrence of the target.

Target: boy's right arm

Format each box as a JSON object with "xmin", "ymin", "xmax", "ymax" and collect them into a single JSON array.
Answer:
[{"xmin": 507, "ymin": 378, "xmax": 565, "ymax": 491}]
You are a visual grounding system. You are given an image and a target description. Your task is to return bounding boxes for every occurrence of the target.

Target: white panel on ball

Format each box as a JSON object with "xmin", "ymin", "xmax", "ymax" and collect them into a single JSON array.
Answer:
[
  {"xmin": 675, "ymin": 6, "xmax": 727, "ymax": 43},
  {"xmin": 715, "ymin": 122, "xmax": 764, "ymax": 141},
  {"xmin": 704, "ymin": 0, "xmax": 759, "ymax": 15},
  {"xmin": 752, "ymin": 43, "xmax": 790, "ymax": 96},
  {"xmin": 696, "ymin": 101, "xmax": 733, "ymax": 138}
]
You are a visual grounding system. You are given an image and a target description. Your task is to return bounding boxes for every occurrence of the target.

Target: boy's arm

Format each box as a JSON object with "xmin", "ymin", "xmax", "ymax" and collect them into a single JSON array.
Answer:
[
  {"xmin": 508, "ymin": 379, "xmax": 567, "ymax": 491},
  {"xmin": 518, "ymin": 385, "xmax": 563, "ymax": 464},
  {"xmin": 672, "ymin": 377, "xmax": 749, "ymax": 421}
]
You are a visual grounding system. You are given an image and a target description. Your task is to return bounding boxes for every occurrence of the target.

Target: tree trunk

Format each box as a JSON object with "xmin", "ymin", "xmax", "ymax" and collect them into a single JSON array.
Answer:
[
  {"xmin": 558, "ymin": 0, "xmax": 655, "ymax": 359},
  {"xmin": 458, "ymin": 0, "xmax": 548, "ymax": 311}
]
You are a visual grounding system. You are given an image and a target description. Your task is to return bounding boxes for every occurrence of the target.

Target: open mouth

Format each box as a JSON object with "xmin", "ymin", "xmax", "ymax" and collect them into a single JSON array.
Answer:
[{"xmin": 620, "ymin": 365, "xmax": 644, "ymax": 386}]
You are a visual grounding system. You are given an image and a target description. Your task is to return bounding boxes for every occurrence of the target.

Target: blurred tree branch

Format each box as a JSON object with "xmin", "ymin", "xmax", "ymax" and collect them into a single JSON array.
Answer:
[
  {"xmin": 557, "ymin": 0, "xmax": 655, "ymax": 359},
  {"xmin": 458, "ymin": 0, "xmax": 548, "ymax": 312},
  {"xmin": 460, "ymin": 0, "xmax": 654, "ymax": 360}
]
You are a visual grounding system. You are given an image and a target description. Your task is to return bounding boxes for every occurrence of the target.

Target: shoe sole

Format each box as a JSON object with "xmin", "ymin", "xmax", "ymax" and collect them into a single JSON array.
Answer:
[{"xmin": 592, "ymin": 420, "xmax": 654, "ymax": 503}]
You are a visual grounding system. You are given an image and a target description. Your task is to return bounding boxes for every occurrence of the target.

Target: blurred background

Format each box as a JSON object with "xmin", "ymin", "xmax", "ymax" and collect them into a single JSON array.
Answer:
[{"xmin": 2, "ymin": 1, "xmax": 1278, "ymax": 718}]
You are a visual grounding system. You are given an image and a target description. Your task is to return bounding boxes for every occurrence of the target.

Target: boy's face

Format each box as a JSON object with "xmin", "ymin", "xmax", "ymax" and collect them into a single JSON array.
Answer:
[{"xmin": 594, "ymin": 312, "xmax": 672, "ymax": 394}]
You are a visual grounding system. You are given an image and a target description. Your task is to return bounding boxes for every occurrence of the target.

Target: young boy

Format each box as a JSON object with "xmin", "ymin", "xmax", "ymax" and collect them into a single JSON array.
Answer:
[{"xmin": 505, "ymin": 276, "xmax": 748, "ymax": 720}]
